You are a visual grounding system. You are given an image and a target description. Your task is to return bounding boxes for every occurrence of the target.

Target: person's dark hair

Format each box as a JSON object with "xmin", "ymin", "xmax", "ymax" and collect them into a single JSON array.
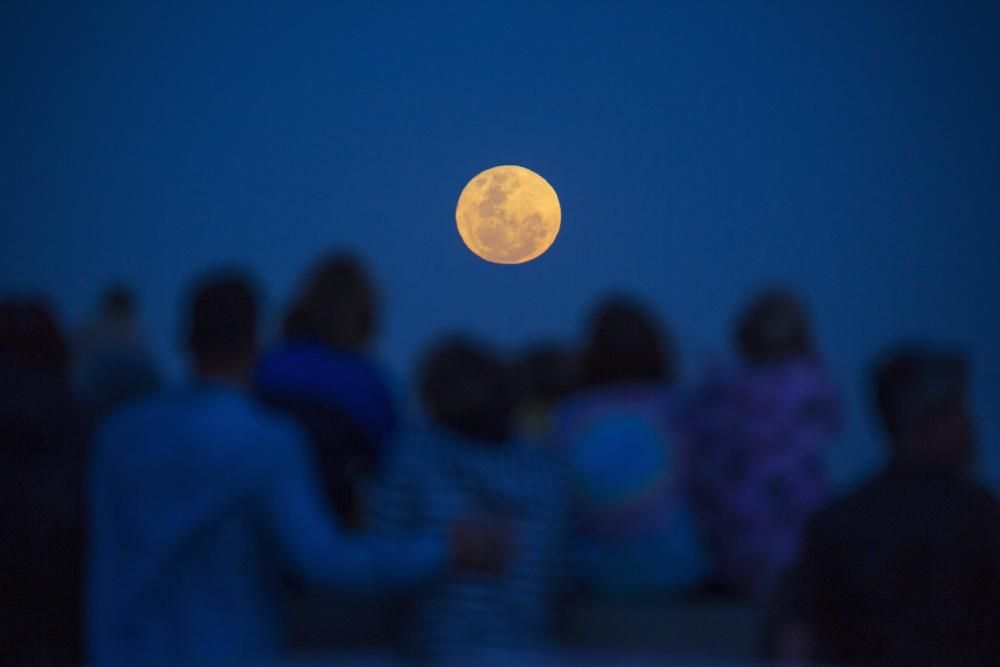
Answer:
[
  {"xmin": 186, "ymin": 273, "xmax": 258, "ymax": 372},
  {"xmin": 284, "ymin": 253, "xmax": 376, "ymax": 350},
  {"xmin": 581, "ymin": 297, "xmax": 673, "ymax": 387},
  {"xmin": 873, "ymin": 346, "xmax": 968, "ymax": 439},
  {"xmin": 0, "ymin": 299, "xmax": 68, "ymax": 373},
  {"xmin": 102, "ymin": 284, "xmax": 135, "ymax": 318},
  {"xmin": 419, "ymin": 337, "xmax": 514, "ymax": 443},
  {"xmin": 736, "ymin": 289, "xmax": 814, "ymax": 365}
]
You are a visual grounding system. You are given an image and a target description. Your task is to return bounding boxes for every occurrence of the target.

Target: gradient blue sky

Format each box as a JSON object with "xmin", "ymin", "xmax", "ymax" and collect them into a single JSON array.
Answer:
[{"xmin": 4, "ymin": 1, "xmax": 999, "ymax": 490}]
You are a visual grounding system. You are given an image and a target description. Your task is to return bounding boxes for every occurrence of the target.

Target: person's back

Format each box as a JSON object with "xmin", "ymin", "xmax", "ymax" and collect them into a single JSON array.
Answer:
[
  {"xmin": 556, "ymin": 384, "xmax": 706, "ymax": 596},
  {"xmin": 778, "ymin": 347, "xmax": 1000, "ymax": 666},
  {"xmin": 256, "ymin": 340, "xmax": 395, "ymax": 526},
  {"xmin": 371, "ymin": 430, "xmax": 567, "ymax": 659},
  {"xmin": 369, "ymin": 339, "xmax": 567, "ymax": 661},
  {"xmin": 787, "ymin": 467, "xmax": 1000, "ymax": 665}
]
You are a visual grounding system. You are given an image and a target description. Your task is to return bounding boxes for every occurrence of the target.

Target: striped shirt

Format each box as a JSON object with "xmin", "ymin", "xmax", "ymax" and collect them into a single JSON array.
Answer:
[{"xmin": 367, "ymin": 428, "xmax": 569, "ymax": 662}]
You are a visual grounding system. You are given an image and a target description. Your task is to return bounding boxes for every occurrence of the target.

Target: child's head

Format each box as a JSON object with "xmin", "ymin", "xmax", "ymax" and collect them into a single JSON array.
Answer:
[
  {"xmin": 736, "ymin": 289, "xmax": 814, "ymax": 366},
  {"xmin": 419, "ymin": 337, "xmax": 514, "ymax": 443}
]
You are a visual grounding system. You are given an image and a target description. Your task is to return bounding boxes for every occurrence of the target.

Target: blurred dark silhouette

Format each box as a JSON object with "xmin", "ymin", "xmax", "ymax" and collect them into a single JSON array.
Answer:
[
  {"xmin": 552, "ymin": 297, "xmax": 707, "ymax": 598},
  {"xmin": 511, "ymin": 342, "xmax": 580, "ymax": 443},
  {"xmin": 256, "ymin": 253, "xmax": 396, "ymax": 528},
  {"xmin": 368, "ymin": 336, "xmax": 567, "ymax": 663},
  {"xmin": 0, "ymin": 298, "xmax": 87, "ymax": 665},
  {"xmin": 775, "ymin": 346, "xmax": 1000, "ymax": 666},
  {"xmin": 73, "ymin": 284, "xmax": 161, "ymax": 422},
  {"xmin": 580, "ymin": 298, "xmax": 675, "ymax": 388},
  {"xmin": 680, "ymin": 289, "xmax": 841, "ymax": 598},
  {"xmin": 88, "ymin": 272, "xmax": 506, "ymax": 665}
]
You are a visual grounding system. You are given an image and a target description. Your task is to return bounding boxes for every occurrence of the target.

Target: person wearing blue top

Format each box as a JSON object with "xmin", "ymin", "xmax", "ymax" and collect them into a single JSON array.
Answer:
[
  {"xmin": 256, "ymin": 253, "xmax": 397, "ymax": 528},
  {"xmin": 553, "ymin": 298, "xmax": 707, "ymax": 598},
  {"xmin": 87, "ymin": 273, "xmax": 506, "ymax": 666}
]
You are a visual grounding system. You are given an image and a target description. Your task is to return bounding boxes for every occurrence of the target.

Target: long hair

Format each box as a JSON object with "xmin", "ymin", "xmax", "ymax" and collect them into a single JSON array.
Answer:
[
  {"xmin": 284, "ymin": 253, "xmax": 377, "ymax": 350},
  {"xmin": 581, "ymin": 297, "xmax": 674, "ymax": 388}
]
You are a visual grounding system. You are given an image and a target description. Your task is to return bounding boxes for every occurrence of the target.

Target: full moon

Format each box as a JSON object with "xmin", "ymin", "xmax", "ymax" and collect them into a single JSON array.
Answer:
[{"xmin": 455, "ymin": 165, "xmax": 561, "ymax": 264}]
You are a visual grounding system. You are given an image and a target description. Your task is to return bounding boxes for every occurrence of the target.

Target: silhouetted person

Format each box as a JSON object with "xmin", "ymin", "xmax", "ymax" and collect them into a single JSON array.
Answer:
[
  {"xmin": 510, "ymin": 342, "xmax": 580, "ymax": 443},
  {"xmin": 552, "ymin": 297, "xmax": 706, "ymax": 597},
  {"xmin": 256, "ymin": 253, "xmax": 396, "ymax": 528},
  {"xmin": 681, "ymin": 289, "xmax": 840, "ymax": 597},
  {"xmin": 0, "ymin": 299, "xmax": 87, "ymax": 665},
  {"xmin": 368, "ymin": 337, "xmax": 568, "ymax": 663},
  {"xmin": 88, "ymin": 273, "xmax": 506, "ymax": 666},
  {"xmin": 74, "ymin": 284, "xmax": 161, "ymax": 423},
  {"xmin": 775, "ymin": 347, "xmax": 1000, "ymax": 666}
]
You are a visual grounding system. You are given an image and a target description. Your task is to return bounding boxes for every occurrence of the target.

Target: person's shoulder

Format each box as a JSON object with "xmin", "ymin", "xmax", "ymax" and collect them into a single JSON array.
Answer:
[
  {"xmin": 805, "ymin": 476, "xmax": 884, "ymax": 537},
  {"xmin": 97, "ymin": 390, "xmax": 170, "ymax": 440}
]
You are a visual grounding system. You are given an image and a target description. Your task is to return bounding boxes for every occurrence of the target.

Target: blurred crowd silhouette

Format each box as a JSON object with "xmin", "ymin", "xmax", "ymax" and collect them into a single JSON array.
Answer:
[{"xmin": 3, "ymin": 252, "xmax": 1000, "ymax": 666}]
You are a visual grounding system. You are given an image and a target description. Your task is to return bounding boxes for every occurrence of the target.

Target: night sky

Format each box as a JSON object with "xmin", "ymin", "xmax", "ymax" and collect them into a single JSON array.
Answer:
[{"xmin": 4, "ymin": 1, "xmax": 999, "ymax": 490}]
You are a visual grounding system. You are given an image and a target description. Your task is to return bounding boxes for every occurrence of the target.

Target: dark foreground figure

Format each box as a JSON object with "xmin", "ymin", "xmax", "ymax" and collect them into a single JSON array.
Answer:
[{"xmin": 776, "ymin": 347, "xmax": 1000, "ymax": 666}]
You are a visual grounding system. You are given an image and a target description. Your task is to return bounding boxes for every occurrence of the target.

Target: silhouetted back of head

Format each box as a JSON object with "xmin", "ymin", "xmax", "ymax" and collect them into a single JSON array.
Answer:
[
  {"xmin": 102, "ymin": 284, "xmax": 135, "ymax": 319},
  {"xmin": 284, "ymin": 253, "xmax": 376, "ymax": 351},
  {"xmin": 186, "ymin": 274, "xmax": 257, "ymax": 377},
  {"xmin": 419, "ymin": 337, "xmax": 514, "ymax": 443},
  {"xmin": 873, "ymin": 346, "xmax": 971, "ymax": 470},
  {"xmin": 736, "ymin": 289, "xmax": 814, "ymax": 366},
  {"xmin": 582, "ymin": 297, "xmax": 673, "ymax": 388},
  {"xmin": 0, "ymin": 299, "xmax": 68, "ymax": 373}
]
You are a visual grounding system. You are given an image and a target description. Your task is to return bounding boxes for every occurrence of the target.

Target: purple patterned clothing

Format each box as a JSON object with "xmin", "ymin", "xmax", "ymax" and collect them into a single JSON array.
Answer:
[{"xmin": 680, "ymin": 361, "xmax": 841, "ymax": 597}]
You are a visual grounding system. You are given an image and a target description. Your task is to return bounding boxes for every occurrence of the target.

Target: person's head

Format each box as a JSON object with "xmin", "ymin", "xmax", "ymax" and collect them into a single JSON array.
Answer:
[
  {"xmin": 581, "ymin": 297, "xmax": 674, "ymax": 388},
  {"xmin": 419, "ymin": 337, "xmax": 515, "ymax": 444},
  {"xmin": 736, "ymin": 289, "xmax": 814, "ymax": 366},
  {"xmin": 185, "ymin": 273, "xmax": 258, "ymax": 381},
  {"xmin": 873, "ymin": 346, "xmax": 973, "ymax": 471},
  {"xmin": 0, "ymin": 298, "xmax": 68, "ymax": 373},
  {"xmin": 101, "ymin": 284, "xmax": 135, "ymax": 319},
  {"xmin": 284, "ymin": 253, "xmax": 377, "ymax": 351}
]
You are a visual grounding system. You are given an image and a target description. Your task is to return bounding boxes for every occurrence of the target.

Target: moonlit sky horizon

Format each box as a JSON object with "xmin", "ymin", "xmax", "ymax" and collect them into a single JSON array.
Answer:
[{"xmin": 4, "ymin": 1, "xmax": 999, "ymax": 491}]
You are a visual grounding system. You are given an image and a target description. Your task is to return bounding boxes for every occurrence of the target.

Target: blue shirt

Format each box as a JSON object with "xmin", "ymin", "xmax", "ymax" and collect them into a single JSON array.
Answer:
[
  {"xmin": 553, "ymin": 384, "xmax": 708, "ymax": 596},
  {"xmin": 87, "ymin": 383, "xmax": 444, "ymax": 666}
]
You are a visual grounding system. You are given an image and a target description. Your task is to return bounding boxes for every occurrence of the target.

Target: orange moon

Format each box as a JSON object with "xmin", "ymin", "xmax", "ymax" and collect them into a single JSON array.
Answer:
[{"xmin": 455, "ymin": 165, "xmax": 561, "ymax": 264}]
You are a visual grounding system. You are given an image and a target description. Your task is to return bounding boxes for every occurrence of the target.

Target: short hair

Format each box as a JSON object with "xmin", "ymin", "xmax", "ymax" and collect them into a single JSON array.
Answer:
[
  {"xmin": 873, "ymin": 346, "xmax": 968, "ymax": 437},
  {"xmin": 419, "ymin": 337, "xmax": 514, "ymax": 443},
  {"xmin": 736, "ymin": 289, "xmax": 814, "ymax": 365},
  {"xmin": 186, "ymin": 273, "xmax": 257, "ymax": 369},
  {"xmin": 581, "ymin": 297, "xmax": 673, "ymax": 387},
  {"xmin": 284, "ymin": 253, "xmax": 376, "ymax": 350},
  {"xmin": 0, "ymin": 299, "xmax": 68, "ymax": 372}
]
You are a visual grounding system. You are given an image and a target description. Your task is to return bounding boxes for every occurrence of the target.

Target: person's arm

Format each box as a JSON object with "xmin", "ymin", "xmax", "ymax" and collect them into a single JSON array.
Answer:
[{"xmin": 258, "ymin": 425, "xmax": 447, "ymax": 592}]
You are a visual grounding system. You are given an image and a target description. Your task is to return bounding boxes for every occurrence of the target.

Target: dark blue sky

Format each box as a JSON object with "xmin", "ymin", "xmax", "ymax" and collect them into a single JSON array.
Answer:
[{"xmin": 4, "ymin": 1, "xmax": 999, "ymax": 490}]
